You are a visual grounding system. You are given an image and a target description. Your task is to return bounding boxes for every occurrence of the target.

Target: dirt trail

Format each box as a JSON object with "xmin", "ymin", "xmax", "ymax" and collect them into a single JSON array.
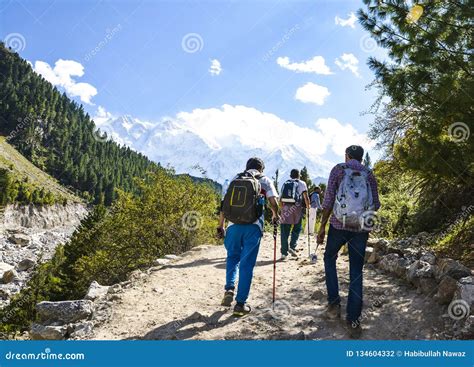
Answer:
[{"xmin": 92, "ymin": 233, "xmax": 446, "ymax": 340}]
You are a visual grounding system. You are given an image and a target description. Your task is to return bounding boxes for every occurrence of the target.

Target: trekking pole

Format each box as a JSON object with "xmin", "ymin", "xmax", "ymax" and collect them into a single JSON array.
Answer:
[
  {"xmin": 272, "ymin": 222, "xmax": 277, "ymax": 309},
  {"xmin": 307, "ymin": 208, "xmax": 310, "ymax": 258}
]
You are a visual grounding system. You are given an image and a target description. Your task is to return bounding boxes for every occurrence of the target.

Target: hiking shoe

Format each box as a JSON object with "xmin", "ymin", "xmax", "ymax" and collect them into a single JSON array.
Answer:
[
  {"xmin": 323, "ymin": 304, "xmax": 341, "ymax": 320},
  {"xmin": 280, "ymin": 255, "xmax": 288, "ymax": 261},
  {"xmin": 288, "ymin": 248, "xmax": 298, "ymax": 257},
  {"xmin": 221, "ymin": 290, "xmax": 234, "ymax": 307},
  {"xmin": 233, "ymin": 303, "xmax": 251, "ymax": 317},
  {"xmin": 346, "ymin": 321, "xmax": 362, "ymax": 339}
]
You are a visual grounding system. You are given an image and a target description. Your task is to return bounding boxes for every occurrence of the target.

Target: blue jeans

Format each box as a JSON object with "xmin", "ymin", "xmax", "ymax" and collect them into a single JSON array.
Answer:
[
  {"xmin": 324, "ymin": 225, "xmax": 368, "ymax": 322},
  {"xmin": 224, "ymin": 224, "xmax": 262, "ymax": 304},
  {"xmin": 280, "ymin": 218, "xmax": 302, "ymax": 255}
]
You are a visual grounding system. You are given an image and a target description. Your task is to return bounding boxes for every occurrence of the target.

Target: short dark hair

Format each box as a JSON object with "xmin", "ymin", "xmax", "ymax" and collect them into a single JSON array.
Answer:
[
  {"xmin": 246, "ymin": 157, "xmax": 265, "ymax": 172},
  {"xmin": 345, "ymin": 145, "xmax": 364, "ymax": 162},
  {"xmin": 290, "ymin": 169, "xmax": 300, "ymax": 179}
]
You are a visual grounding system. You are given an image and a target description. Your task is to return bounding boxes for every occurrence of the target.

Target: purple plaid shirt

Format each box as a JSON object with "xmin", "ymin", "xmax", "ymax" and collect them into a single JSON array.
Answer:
[{"xmin": 322, "ymin": 159, "xmax": 380, "ymax": 232}]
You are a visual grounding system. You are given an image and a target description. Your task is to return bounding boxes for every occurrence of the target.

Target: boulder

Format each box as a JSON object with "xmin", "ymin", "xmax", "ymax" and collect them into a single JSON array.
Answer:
[
  {"xmin": 17, "ymin": 258, "xmax": 36, "ymax": 271},
  {"xmin": 454, "ymin": 276, "xmax": 474, "ymax": 314},
  {"xmin": 418, "ymin": 278, "xmax": 438, "ymax": 295},
  {"xmin": 30, "ymin": 324, "xmax": 68, "ymax": 340},
  {"xmin": 153, "ymin": 258, "xmax": 171, "ymax": 266},
  {"xmin": 435, "ymin": 258, "xmax": 471, "ymax": 280},
  {"xmin": 406, "ymin": 260, "xmax": 434, "ymax": 285},
  {"xmin": 85, "ymin": 281, "xmax": 110, "ymax": 300},
  {"xmin": 378, "ymin": 253, "xmax": 410, "ymax": 277},
  {"xmin": 373, "ymin": 239, "xmax": 389, "ymax": 254},
  {"xmin": 420, "ymin": 251, "xmax": 436, "ymax": 265},
  {"xmin": 460, "ymin": 316, "xmax": 474, "ymax": 339},
  {"xmin": 2, "ymin": 269, "xmax": 18, "ymax": 284},
  {"xmin": 367, "ymin": 249, "xmax": 381, "ymax": 264},
  {"xmin": 0, "ymin": 262, "xmax": 14, "ymax": 281},
  {"xmin": 36, "ymin": 300, "xmax": 93, "ymax": 325},
  {"xmin": 69, "ymin": 321, "xmax": 94, "ymax": 339},
  {"xmin": 434, "ymin": 276, "xmax": 458, "ymax": 305},
  {"xmin": 8, "ymin": 234, "xmax": 30, "ymax": 246}
]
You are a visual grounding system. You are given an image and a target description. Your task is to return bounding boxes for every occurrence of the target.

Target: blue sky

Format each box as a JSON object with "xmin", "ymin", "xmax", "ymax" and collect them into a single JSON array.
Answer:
[{"xmin": 1, "ymin": 0, "xmax": 387, "ymax": 167}]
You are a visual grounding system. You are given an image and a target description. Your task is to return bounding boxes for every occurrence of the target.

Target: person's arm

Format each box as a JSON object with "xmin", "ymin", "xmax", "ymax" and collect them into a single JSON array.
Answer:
[
  {"xmin": 369, "ymin": 172, "xmax": 381, "ymax": 211},
  {"xmin": 268, "ymin": 196, "xmax": 279, "ymax": 222},
  {"xmin": 317, "ymin": 167, "xmax": 339, "ymax": 244},
  {"xmin": 217, "ymin": 211, "xmax": 226, "ymax": 238},
  {"xmin": 303, "ymin": 191, "xmax": 310, "ymax": 209},
  {"xmin": 316, "ymin": 193, "xmax": 322, "ymax": 210}
]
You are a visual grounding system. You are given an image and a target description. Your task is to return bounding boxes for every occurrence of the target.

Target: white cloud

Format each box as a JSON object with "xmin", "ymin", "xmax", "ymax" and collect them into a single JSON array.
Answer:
[
  {"xmin": 277, "ymin": 56, "xmax": 332, "ymax": 75},
  {"xmin": 335, "ymin": 53, "xmax": 360, "ymax": 77},
  {"xmin": 294, "ymin": 82, "xmax": 330, "ymax": 105},
  {"xmin": 33, "ymin": 59, "xmax": 97, "ymax": 104},
  {"xmin": 315, "ymin": 117, "xmax": 374, "ymax": 156},
  {"xmin": 93, "ymin": 106, "xmax": 114, "ymax": 125},
  {"xmin": 335, "ymin": 12, "xmax": 357, "ymax": 28},
  {"xmin": 209, "ymin": 59, "xmax": 222, "ymax": 76},
  {"xmin": 93, "ymin": 104, "xmax": 374, "ymax": 179}
]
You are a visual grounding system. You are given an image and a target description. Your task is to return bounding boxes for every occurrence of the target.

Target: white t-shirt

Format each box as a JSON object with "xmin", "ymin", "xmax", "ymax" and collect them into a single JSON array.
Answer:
[
  {"xmin": 280, "ymin": 179, "xmax": 308, "ymax": 200},
  {"xmin": 280, "ymin": 179, "xmax": 308, "ymax": 225},
  {"xmin": 223, "ymin": 169, "xmax": 278, "ymax": 233}
]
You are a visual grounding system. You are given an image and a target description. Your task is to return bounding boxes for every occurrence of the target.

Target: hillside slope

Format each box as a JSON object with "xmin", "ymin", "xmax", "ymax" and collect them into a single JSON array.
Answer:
[
  {"xmin": 0, "ymin": 136, "xmax": 80, "ymax": 204},
  {"xmin": 0, "ymin": 43, "xmax": 158, "ymax": 205}
]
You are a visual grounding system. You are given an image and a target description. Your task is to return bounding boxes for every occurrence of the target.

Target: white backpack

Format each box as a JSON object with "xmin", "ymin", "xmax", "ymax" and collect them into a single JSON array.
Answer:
[{"xmin": 333, "ymin": 164, "xmax": 374, "ymax": 229}]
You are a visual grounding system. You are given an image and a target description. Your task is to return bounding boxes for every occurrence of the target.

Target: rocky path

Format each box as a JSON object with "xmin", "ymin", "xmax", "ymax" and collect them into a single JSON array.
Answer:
[{"xmin": 91, "ymin": 233, "xmax": 448, "ymax": 340}]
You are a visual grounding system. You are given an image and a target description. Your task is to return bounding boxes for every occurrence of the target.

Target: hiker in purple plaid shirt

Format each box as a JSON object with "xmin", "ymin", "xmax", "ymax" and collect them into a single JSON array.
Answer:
[{"xmin": 317, "ymin": 145, "xmax": 380, "ymax": 339}]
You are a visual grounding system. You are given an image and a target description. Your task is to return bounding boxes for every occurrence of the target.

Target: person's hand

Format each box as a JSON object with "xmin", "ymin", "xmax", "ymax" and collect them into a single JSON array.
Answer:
[
  {"xmin": 317, "ymin": 226, "xmax": 326, "ymax": 245},
  {"xmin": 271, "ymin": 214, "xmax": 280, "ymax": 226},
  {"xmin": 216, "ymin": 226, "xmax": 226, "ymax": 239}
]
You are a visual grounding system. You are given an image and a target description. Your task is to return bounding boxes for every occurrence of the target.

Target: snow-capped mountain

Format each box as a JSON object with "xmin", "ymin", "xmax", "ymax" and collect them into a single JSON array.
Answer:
[{"xmin": 94, "ymin": 105, "xmax": 332, "ymax": 185}]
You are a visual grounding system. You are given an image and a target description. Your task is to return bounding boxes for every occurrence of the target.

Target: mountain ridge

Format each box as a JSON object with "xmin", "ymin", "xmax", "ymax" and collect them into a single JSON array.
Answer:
[{"xmin": 96, "ymin": 113, "xmax": 329, "ymax": 185}]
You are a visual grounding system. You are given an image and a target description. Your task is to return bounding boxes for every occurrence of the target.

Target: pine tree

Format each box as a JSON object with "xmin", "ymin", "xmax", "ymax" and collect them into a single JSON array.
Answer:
[{"xmin": 363, "ymin": 152, "xmax": 372, "ymax": 169}]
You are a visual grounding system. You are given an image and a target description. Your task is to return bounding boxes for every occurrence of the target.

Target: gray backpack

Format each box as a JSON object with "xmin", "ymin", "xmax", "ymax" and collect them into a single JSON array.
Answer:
[{"xmin": 333, "ymin": 164, "xmax": 374, "ymax": 229}]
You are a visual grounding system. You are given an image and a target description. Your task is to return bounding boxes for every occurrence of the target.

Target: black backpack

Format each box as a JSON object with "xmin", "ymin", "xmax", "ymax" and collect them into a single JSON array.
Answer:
[
  {"xmin": 280, "ymin": 179, "xmax": 300, "ymax": 204},
  {"xmin": 222, "ymin": 171, "xmax": 263, "ymax": 224}
]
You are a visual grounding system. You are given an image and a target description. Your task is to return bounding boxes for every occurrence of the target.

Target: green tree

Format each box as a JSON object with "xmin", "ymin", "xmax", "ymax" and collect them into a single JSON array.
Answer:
[
  {"xmin": 363, "ymin": 152, "xmax": 372, "ymax": 169},
  {"xmin": 359, "ymin": 0, "xmax": 473, "ymax": 233}
]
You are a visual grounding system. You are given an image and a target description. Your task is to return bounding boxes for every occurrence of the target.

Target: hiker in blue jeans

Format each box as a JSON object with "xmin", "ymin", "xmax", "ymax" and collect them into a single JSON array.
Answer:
[
  {"xmin": 217, "ymin": 157, "xmax": 279, "ymax": 316},
  {"xmin": 317, "ymin": 145, "xmax": 380, "ymax": 338},
  {"xmin": 279, "ymin": 169, "xmax": 310, "ymax": 260}
]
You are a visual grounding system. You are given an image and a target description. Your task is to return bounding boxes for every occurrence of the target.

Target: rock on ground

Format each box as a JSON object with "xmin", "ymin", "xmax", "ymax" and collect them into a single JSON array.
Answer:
[
  {"xmin": 36, "ymin": 300, "xmax": 93, "ymax": 324},
  {"xmin": 85, "ymin": 281, "xmax": 110, "ymax": 301},
  {"xmin": 30, "ymin": 324, "xmax": 68, "ymax": 340}
]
